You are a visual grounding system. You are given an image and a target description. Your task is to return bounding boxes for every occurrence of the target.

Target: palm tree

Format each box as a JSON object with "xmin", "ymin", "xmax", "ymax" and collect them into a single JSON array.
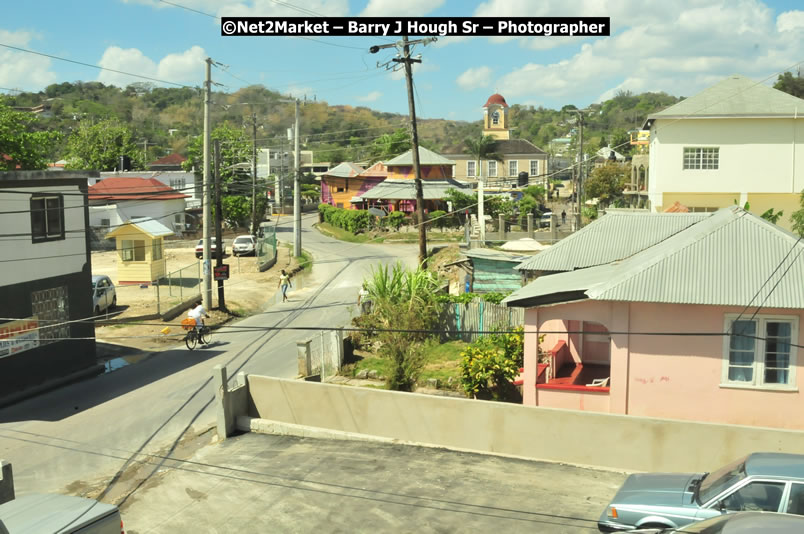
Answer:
[{"xmin": 464, "ymin": 135, "xmax": 502, "ymax": 242}]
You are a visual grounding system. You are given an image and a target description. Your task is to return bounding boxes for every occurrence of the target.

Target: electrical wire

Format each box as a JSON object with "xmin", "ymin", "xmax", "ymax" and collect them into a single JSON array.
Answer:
[{"xmin": 0, "ymin": 43, "xmax": 194, "ymax": 88}]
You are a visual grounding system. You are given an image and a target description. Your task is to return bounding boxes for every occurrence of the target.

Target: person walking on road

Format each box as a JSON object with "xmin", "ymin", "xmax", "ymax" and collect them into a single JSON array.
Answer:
[
  {"xmin": 279, "ymin": 269, "xmax": 291, "ymax": 302},
  {"xmin": 561, "ymin": 210, "xmax": 567, "ymax": 226}
]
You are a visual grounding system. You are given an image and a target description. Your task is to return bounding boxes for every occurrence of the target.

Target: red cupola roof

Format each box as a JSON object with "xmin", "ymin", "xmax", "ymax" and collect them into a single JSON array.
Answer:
[{"xmin": 484, "ymin": 93, "xmax": 508, "ymax": 108}]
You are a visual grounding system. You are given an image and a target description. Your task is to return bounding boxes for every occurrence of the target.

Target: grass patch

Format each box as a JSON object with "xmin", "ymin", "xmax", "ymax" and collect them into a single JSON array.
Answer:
[
  {"xmin": 343, "ymin": 339, "xmax": 468, "ymax": 391},
  {"xmin": 297, "ymin": 249, "xmax": 314, "ymax": 271},
  {"xmin": 383, "ymin": 231, "xmax": 462, "ymax": 243},
  {"xmin": 316, "ymin": 223, "xmax": 382, "ymax": 243}
]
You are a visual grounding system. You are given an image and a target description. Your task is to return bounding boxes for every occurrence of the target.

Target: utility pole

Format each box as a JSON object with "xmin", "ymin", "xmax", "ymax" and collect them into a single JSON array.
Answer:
[
  {"xmin": 574, "ymin": 109, "xmax": 585, "ymax": 231},
  {"xmin": 202, "ymin": 57, "xmax": 212, "ymax": 310},
  {"xmin": 214, "ymin": 139, "xmax": 225, "ymax": 310},
  {"xmin": 370, "ymin": 36, "xmax": 436, "ymax": 267},
  {"xmin": 293, "ymin": 99, "xmax": 301, "ymax": 258},
  {"xmin": 251, "ymin": 112, "xmax": 258, "ymax": 236}
]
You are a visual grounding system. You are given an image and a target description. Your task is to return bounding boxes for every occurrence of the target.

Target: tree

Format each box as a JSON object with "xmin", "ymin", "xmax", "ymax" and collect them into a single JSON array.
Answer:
[
  {"xmin": 64, "ymin": 118, "xmax": 141, "ymax": 170},
  {"xmin": 0, "ymin": 99, "xmax": 62, "ymax": 170},
  {"xmin": 584, "ymin": 162, "xmax": 628, "ymax": 207},
  {"xmin": 773, "ymin": 72, "xmax": 804, "ymax": 99},
  {"xmin": 792, "ymin": 190, "xmax": 804, "ymax": 237},
  {"xmin": 369, "ymin": 128, "xmax": 410, "ymax": 162}
]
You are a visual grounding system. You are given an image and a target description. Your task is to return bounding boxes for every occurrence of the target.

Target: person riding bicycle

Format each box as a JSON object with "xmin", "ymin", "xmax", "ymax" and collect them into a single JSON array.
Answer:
[{"xmin": 187, "ymin": 303, "xmax": 209, "ymax": 339}]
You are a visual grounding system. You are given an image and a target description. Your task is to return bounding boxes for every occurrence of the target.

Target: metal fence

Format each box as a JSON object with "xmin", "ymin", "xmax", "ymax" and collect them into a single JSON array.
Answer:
[
  {"xmin": 155, "ymin": 262, "xmax": 201, "ymax": 314},
  {"xmin": 439, "ymin": 300, "xmax": 524, "ymax": 343},
  {"xmin": 256, "ymin": 224, "xmax": 277, "ymax": 271}
]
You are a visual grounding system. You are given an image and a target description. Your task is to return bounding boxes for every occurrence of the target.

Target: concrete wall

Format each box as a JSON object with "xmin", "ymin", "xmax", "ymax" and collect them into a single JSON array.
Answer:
[{"xmin": 237, "ymin": 374, "xmax": 804, "ymax": 474}]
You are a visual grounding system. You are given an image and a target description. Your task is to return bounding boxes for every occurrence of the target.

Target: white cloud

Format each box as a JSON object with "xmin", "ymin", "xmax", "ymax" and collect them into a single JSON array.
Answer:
[
  {"xmin": 359, "ymin": 0, "xmax": 444, "ymax": 17},
  {"xmin": 456, "ymin": 66, "xmax": 493, "ymax": 90},
  {"xmin": 777, "ymin": 10, "xmax": 804, "ymax": 32},
  {"xmin": 488, "ymin": 0, "xmax": 804, "ymax": 107},
  {"xmin": 0, "ymin": 29, "xmax": 57, "ymax": 91},
  {"xmin": 97, "ymin": 45, "xmax": 208, "ymax": 87},
  {"xmin": 357, "ymin": 90, "xmax": 382, "ymax": 102},
  {"xmin": 125, "ymin": 0, "xmax": 349, "ymax": 17}
]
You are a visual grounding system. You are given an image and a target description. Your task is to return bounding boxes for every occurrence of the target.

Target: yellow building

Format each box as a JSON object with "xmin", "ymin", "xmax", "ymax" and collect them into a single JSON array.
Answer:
[
  {"xmin": 383, "ymin": 147, "xmax": 455, "ymax": 180},
  {"xmin": 106, "ymin": 218, "xmax": 173, "ymax": 285},
  {"xmin": 320, "ymin": 162, "xmax": 366, "ymax": 209},
  {"xmin": 445, "ymin": 93, "xmax": 548, "ymax": 185}
]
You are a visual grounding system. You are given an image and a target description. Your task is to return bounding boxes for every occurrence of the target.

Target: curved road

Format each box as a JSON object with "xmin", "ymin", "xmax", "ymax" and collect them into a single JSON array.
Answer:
[{"xmin": 0, "ymin": 214, "xmax": 418, "ymax": 500}]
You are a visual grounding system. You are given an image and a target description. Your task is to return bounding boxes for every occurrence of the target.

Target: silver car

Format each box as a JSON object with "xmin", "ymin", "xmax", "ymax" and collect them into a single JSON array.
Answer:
[
  {"xmin": 91, "ymin": 274, "xmax": 117, "ymax": 315},
  {"xmin": 599, "ymin": 452, "xmax": 804, "ymax": 531}
]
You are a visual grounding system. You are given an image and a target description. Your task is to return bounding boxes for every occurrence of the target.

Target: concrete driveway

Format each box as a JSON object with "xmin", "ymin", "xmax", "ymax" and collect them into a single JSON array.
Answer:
[{"xmin": 120, "ymin": 432, "xmax": 627, "ymax": 534}]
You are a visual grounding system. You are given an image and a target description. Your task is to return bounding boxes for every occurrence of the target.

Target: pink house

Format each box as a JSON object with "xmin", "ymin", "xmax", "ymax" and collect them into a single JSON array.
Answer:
[{"xmin": 504, "ymin": 207, "xmax": 804, "ymax": 430}]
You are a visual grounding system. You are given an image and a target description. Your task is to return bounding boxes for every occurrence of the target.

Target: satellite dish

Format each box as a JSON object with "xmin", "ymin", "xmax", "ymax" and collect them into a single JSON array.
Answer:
[{"xmin": 368, "ymin": 207, "xmax": 387, "ymax": 218}]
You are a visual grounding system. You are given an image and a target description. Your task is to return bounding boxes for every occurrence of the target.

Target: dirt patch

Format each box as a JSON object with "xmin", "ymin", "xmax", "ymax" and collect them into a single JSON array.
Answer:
[{"xmin": 93, "ymin": 244, "xmax": 301, "ymax": 352}]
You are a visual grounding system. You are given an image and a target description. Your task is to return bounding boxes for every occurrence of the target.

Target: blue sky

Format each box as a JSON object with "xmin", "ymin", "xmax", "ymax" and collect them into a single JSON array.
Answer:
[{"xmin": 2, "ymin": 0, "xmax": 803, "ymax": 121}]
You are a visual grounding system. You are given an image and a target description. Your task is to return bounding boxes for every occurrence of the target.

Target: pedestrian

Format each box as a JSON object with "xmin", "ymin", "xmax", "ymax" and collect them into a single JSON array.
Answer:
[
  {"xmin": 561, "ymin": 210, "xmax": 567, "ymax": 226},
  {"xmin": 278, "ymin": 269, "xmax": 291, "ymax": 302},
  {"xmin": 357, "ymin": 283, "xmax": 371, "ymax": 315}
]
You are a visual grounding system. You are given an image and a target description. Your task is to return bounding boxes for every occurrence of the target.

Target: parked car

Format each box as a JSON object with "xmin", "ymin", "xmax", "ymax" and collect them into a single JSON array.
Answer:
[
  {"xmin": 0, "ymin": 493, "xmax": 125, "ymax": 533},
  {"xmin": 91, "ymin": 274, "xmax": 117, "ymax": 315},
  {"xmin": 598, "ymin": 452, "xmax": 804, "ymax": 532},
  {"xmin": 539, "ymin": 212, "xmax": 553, "ymax": 228},
  {"xmin": 232, "ymin": 235, "xmax": 256, "ymax": 256},
  {"xmin": 195, "ymin": 237, "xmax": 225, "ymax": 259},
  {"xmin": 628, "ymin": 511, "xmax": 804, "ymax": 532}
]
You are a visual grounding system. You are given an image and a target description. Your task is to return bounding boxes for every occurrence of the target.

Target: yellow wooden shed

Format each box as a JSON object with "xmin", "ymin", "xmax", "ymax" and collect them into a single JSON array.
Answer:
[{"xmin": 106, "ymin": 218, "xmax": 173, "ymax": 285}]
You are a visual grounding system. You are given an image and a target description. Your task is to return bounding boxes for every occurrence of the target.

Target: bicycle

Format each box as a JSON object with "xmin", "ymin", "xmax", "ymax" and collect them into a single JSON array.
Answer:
[{"xmin": 183, "ymin": 324, "xmax": 211, "ymax": 350}]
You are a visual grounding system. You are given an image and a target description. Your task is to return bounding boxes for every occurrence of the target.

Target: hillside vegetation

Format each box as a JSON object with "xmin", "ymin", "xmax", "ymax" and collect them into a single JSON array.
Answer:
[{"xmin": 2, "ymin": 80, "xmax": 683, "ymax": 168}]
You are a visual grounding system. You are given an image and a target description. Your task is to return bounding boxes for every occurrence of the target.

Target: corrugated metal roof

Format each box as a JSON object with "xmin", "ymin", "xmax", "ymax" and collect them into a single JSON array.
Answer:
[
  {"xmin": 384, "ymin": 147, "xmax": 454, "ymax": 166},
  {"xmin": 465, "ymin": 248, "xmax": 529, "ymax": 263},
  {"xmin": 506, "ymin": 207, "xmax": 804, "ymax": 310},
  {"xmin": 325, "ymin": 162, "xmax": 364, "ymax": 178},
  {"xmin": 515, "ymin": 211, "xmax": 711, "ymax": 272},
  {"xmin": 357, "ymin": 179, "xmax": 472, "ymax": 201},
  {"xmin": 646, "ymin": 74, "xmax": 804, "ymax": 123},
  {"xmin": 106, "ymin": 217, "xmax": 173, "ymax": 238}
]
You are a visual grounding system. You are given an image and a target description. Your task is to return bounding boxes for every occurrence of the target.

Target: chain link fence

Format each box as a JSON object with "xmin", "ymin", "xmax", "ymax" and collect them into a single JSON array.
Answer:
[{"xmin": 155, "ymin": 262, "xmax": 201, "ymax": 315}]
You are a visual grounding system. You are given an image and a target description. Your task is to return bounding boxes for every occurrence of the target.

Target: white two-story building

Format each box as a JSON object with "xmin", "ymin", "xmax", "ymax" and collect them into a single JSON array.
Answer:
[{"xmin": 644, "ymin": 74, "xmax": 804, "ymax": 230}]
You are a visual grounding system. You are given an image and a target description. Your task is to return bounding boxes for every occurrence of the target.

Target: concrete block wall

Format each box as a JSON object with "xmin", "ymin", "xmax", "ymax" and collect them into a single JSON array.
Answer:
[{"xmin": 222, "ymin": 372, "xmax": 804, "ymax": 474}]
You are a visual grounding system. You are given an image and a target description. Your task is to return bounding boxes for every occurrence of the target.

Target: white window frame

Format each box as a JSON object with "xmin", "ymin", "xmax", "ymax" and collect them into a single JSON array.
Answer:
[
  {"xmin": 508, "ymin": 160, "xmax": 518, "ymax": 177},
  {"xmin": 488, "ymin": 160, "xmax": 497, "ymax": 177},
  {"xmin": 530, "ymin": 160, "xmax": 538, "ymax": 176},
  {"xmin": 683, "ymin": 147, "xmax": 719, "ymax": 170},
  {"xmin": 467, "ymin": 160, "xmax": 476, "ymax": 178},
  {"xmin": 721, "ymin": 314, "xmax": 798, "ymax": 390}
]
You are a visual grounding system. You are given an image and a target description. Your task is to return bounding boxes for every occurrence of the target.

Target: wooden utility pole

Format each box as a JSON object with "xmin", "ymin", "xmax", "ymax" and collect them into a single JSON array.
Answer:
[
  {"xmin": 251, "ymin": 112, "xmax": 258, "ymax": 236},
  {"xmin": 370, "ymin": 37, "xmax": 436, "ymax": 267},
  {"xmin": 214, "ymin": 139, "xmax": 225, "ymax": 311},
  {"xmin": 293, "ymin": 99, "xmax": 301, "ymax": 258},
  {"xmin": 202, "ymin": 57, "xmax": 212, "ymax": 310}
]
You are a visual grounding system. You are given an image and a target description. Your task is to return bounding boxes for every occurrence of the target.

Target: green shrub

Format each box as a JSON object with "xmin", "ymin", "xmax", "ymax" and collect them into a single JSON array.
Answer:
[
  {"xmin": 428, "ymin": 210, "xmax": 446, "ymax": 227},
  {"xmin": 459, "ymin": 326, "xmax": 524, "ymax": 401}
]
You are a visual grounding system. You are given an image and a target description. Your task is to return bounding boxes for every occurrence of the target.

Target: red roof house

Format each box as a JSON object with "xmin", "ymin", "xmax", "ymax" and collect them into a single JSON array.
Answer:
[{"xmin": 89, "ymin": 177, "xmax": 188, "ymax": 201}]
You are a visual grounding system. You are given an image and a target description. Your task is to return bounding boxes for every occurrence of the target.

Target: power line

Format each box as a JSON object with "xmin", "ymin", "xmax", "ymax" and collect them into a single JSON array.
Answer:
[{"xmin": 0, "ymin": 43, "xmax": 193, "ymax": 88}]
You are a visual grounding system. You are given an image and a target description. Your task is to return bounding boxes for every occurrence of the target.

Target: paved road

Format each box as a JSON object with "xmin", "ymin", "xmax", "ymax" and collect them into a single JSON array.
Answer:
[
  {"xmin": 120, "ymin": 433, "xmax": 626, "ymax": 534},
  {"xmin": 0, "ymin": 213, "xmax": 418, "ymax": 499}
]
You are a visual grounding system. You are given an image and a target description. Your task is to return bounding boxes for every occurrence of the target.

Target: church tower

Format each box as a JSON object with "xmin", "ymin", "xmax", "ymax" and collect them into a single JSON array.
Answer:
[{"xmin": 482, "ymin": 93, "xmax": 511, "ymax": 140}]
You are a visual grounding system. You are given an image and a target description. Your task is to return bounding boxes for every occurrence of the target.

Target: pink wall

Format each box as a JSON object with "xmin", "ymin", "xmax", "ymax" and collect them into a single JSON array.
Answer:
[
  {"xmin": 524, "ymin": 300, "xmax": 804, "ymax": 430},
  {"xmin": 627, "ymin": 303, "xmax": 804, "ymax": 430},
  {"xmin": 537, "ymin": 388, "xmax": 611, "ymax": 413}
]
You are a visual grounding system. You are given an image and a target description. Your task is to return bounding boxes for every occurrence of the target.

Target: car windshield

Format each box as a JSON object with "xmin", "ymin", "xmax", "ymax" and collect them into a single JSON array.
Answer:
[
  {"xmin": 234, "ymin": 237, "xmax": 251, "ymax": 244},
  {"xmin": 697, "ymin": 456, "xmax": 748, "ymax": 504}
]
